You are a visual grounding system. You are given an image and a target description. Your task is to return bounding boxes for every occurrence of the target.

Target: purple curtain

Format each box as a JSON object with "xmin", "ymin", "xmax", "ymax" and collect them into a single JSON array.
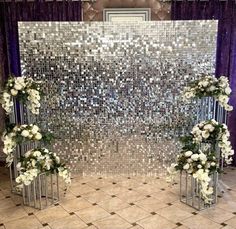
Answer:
[{"xmin": 172, "ymin": 0, "xmax": 236, "ymax": 165}]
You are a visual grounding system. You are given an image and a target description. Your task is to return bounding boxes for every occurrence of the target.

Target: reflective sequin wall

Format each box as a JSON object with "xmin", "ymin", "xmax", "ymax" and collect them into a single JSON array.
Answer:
[{"xmin": 18, "ymin": 21, "xmax": 218, "ymax": 175}]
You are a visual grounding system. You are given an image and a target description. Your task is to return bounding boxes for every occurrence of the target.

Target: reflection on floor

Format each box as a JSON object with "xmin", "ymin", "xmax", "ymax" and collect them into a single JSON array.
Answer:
[{"xmin": 0, "ymin": 167, "xmax": 236, "ymax": 229}]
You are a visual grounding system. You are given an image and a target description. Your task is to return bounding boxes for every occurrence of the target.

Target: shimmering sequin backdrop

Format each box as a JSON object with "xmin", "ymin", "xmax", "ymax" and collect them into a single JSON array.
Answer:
[{"xmin": 18, "ymin": 21, "xmax": 218, "ymax": 175}]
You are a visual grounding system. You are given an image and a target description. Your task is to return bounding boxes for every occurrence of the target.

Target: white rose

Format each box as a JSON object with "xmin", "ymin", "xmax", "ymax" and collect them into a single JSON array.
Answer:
[
  {"xmin": 187, "ymin": 158, "xmax": 192, "ymax": 163},
  {"xmin": 14, "ymin": 83, "xmax": 23, "ymax": 90},
  {"xmin": 202, "ymin": 81, "xmax": 209, "ymax": 87},
  {"xmin": 210, "ymin": 162, "xmax": 216, "ymax": 166},
  {"xmin": 199, "ymin": 153, "xmax": 207, "ymax": 162},
  {"xmin": 31, "ymin": 159, "xmax": 36, "ymax": 167},
  {"xmin": 185, "ymin": 151, "xmax": 193, "ymax": 157},
  {"xmin": 208, "ymin": 85, "xmax": 216, "ymax": 91},
  {"xmin": 191, "ymin": 154, "xmax": 199, "ymax": 161},
  {"xmin": 10, "ymin": 89, "xmax": 18, "ymax": 96},
  {"xmin": 31, "ymin": 125, "xmax": 39, "ymax": 134},
  {"xmin": 183, "ymin": 163, "xmax": 190, "ymax": 170},
  {"xmin": 34, "ymin": 151, "xmax": 42, "ymax": 157},
  {"xmin": 225, "ymin": 87, "xmax": 232, "ymax": 95},
  {"xmin": 202, "ymin": 131, "xmax": 210, "ymax": 139},
  {"xmin": 34, "ymin": 132, "xmax": 42, "ymax": 140},
  {"xmin": 225, "ymin": 104, "xmax": 233, "ymax": 111},
  {"xmin": 16, "ymin": 162, "xmax": 21, "ymax": 171},
  {"xmin": 21, "ymin": 130, "xmax": 29, "ymax": 137},
  {"xmin": 203, "ymin": 124, "xmax": 214, "ymax": 132},
  {"xmin": 197, "ymin": 164, "xmax": 202, "ymax": 169},
  {"xmin": 218, "ymin": 95, "xmax": 229, "ymax": 103}
]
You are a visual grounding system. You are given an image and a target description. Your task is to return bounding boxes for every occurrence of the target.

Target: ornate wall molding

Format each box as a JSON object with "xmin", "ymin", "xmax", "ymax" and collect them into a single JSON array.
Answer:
[{"xmin": 82, "ymin": 0, "xmax": 171, "ymax": 21}]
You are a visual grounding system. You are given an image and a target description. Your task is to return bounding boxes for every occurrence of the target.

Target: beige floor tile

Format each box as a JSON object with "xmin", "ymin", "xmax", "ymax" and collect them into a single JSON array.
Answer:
[
  {"xmin": 129, "ymin": 226, "xmax": 143, "ymax": 229},
  {"xmin": 4, "ymin": 215, "xmax": 42, "ymax": 229},
  {"xmin": 0, "ymin": 206, "xmax": 28, "ymax": 223},
  {"xmin": 87, "ymin": 179, "xmax": 112, "ymax": 189},
  {"xmin": 156, "ymin": 205, "xmax": 192, "ymax": 223},
  {"xmin": 98, "ymin": 197, "xmax": 130, "ymax": 212},
  {"xmin": 101, "ymin": 185, "xmax": 128, "ymax": 195},
  {"xmin": 60, "ymin": 190, "xmax": 77, "ymax": 201},
  {"xmin": 84, "ymin": 226, "xmax": 98, "ymax": 229},
  {"xmin": 182, "ymin": 215, "xmax": 222, "ymax": 229},
  {"xmin": 49, "ymin": 215, "xmax": 87, "ymax": 229},
  {"xmin": 134, "ymin": 184, "xmax": 160, "ymax": 195},
  {"xmin": 217, "ymin": 199, "xmax": 236, "ymax": 213},
  {"xmin": 0, "ymin": 192, "xmax": 5, "ymax": 200},
  {"xmin": 175, "ymin": 226, "xmax": 189, "ymax": 229},
  {"xmin": 200, "ymin": 207, "xmax": 234, "ymax": 224},
  {"xmin": 151, "ymin": 190, "xmax": 179, "ymax": 203},
  {"xmin": 82, "ymin": 190, "xmax": 112, "ymax": 204},
  {"xmin": 60, "ymin": 197, "xmax": 92, "ymax": 212},
  {"xmin": 116, "ymin": 206, "xmax": 150, "ymax": 223},
  {"xmin": 222, "ymin": 226, "xmax": 236, "ymax": 229},
  {"xmin": 75, "ymin": 205, "xmax": 110, "ymax": 223},
  {"xmin": 135, "ymin": 197, "xmax": 168, "ymax": 212},
  {"xmin": 225, "ymin": 216, "xmax": 236, "ymax": 228},
  {"xmin": 93, "ymin": 214, "xmax": 132, "ymax": 229},
  {"xmin": 0, "ymin": 199, "xmax": 16, "ymax": 210},
  {"xmin": 137, "ymin": 214, "xmax": 176, "ymax": 229},
  {"xmin": 35, "ymin": 206, "xmax": 69, "ymax": 223},
  {"xmin": 172, "ymin": 201, "xmax": 198, "ymax": 213},
  {"xmin": 69, "ymin": 184, "xmax": 96, "ymax": 196},
  {"xmin": 116, "ymin": 190, "xmax": 146, "ymax": 203},
  {"xmin": 118, "ymin": 179, "xmax": 142, "ymax": 189}
]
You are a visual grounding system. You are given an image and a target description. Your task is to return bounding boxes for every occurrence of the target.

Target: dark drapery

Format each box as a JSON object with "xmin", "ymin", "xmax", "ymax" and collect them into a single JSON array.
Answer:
[{"xmin": 172, "ymin": 0, "xmax": 236, "ymax": 165}]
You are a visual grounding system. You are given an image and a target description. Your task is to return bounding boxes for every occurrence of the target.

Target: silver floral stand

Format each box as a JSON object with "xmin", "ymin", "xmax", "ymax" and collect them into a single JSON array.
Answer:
[
  {"xmin": 180, "ymin": 171, "xmax": 218, "ymax": 210},
  {"xmin": 22, "ymin": 173, "xmax": 60, "ymax": 209}
]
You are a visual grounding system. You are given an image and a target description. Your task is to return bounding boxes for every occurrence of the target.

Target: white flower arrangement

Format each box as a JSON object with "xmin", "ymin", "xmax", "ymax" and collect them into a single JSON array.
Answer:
[
  {"xmin": 191, "ymin": 120, "xmax": 234, "ymax": 164},
  {"xmin": 1, "ymin": 124, "xmax": 53, "ymax": 167},
  {"xmin": 168, "ymin": 147, "xmax": 217, "ymax": 203},
  {"xmin": 16, "ymin": 148, "xmax": 71, "ymax": 188},
  {"xmin": 167, "ymin": 119, "xmax": 234, "ymax": 203},
  {"xmin": 0, "ymin": 76, "xmax": 42, "ymax": 115},
  {"xmin": 183, "ymin": 75, "xmax": 233, "ymax": 111}
]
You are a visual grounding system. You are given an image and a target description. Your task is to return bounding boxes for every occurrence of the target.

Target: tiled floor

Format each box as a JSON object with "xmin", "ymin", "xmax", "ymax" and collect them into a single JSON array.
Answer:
[{"xmin": 0, "ymin": 167, "xmax": 236, "ymax": 229}]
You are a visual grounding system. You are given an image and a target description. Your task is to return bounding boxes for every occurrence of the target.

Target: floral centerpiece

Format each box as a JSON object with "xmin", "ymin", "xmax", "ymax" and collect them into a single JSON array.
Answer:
[
  {"xmin": 190, "ymin": 119, "xmax": 234, "ymax": 164},
  {"xmin": 1, "ymin": 124, "xmax": 53, "ymax": 166},
  {"xmin": 167, "ymin": 119, "xmax": 234, "ymax": 203},
  {"xmin": 0, "ymin": 76, "xmax": 42, "ymax": 114},
  {"xmin": 16, "ymin": 148, "xmax": 71, "ymax": 188},
  {"xmin": 183, "ymin": 75, "xmax": 233, "ymax": 111}
]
